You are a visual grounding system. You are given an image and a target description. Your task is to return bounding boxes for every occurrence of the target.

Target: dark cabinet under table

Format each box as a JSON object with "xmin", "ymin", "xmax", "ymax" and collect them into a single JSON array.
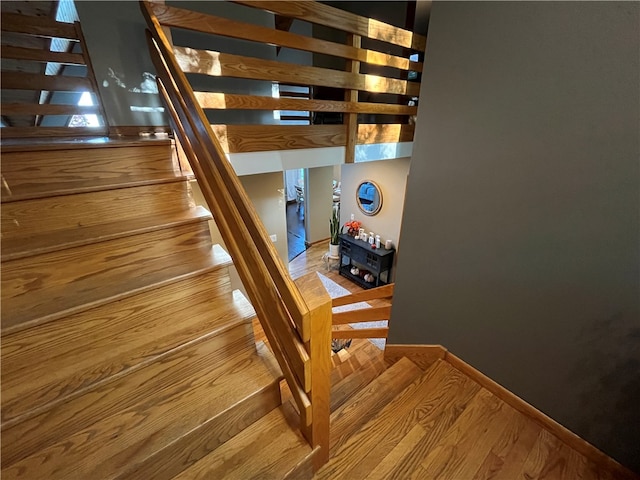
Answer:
[{"xmin": 338, "ymin": 233, "xmax": 395, "ymax": 289}]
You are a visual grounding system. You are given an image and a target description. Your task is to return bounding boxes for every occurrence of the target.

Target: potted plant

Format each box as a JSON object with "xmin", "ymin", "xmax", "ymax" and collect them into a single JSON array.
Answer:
[{"xmin": 329, "ymin": 207, "xmax": 340, "ymax": 257}]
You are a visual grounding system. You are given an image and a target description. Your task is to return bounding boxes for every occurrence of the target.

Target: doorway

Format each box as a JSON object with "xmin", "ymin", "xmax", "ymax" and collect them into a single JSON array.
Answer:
[{"xmin": 284, "ymin": 168, "xmax": 307, "ymax": 262}]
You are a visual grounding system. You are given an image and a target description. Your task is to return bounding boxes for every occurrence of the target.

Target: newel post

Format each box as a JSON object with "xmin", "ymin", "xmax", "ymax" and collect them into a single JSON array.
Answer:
[{"xmin": 295, "ymin": 272, "xmax": 332, "ymax": 470}]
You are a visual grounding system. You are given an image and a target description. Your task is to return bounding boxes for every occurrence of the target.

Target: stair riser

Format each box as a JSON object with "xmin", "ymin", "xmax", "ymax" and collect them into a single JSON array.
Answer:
[
  {"xmin": 283, "ymin": 447, "xmax": 318, "ymax": 480},
  {"xmin": 2, "ymin": 322, "xmax": 257, "ymax": 472},
  {"xmin": 1, "ymin": 181, "xmax": 196, "ymax": 240},
  {"xmin": 1, "ymin": 220, "xmax": 214, "ymax": 333},
  {"xmin": 1, "ymin": 271, "xmax": 250, "ymax": 428},
  {"xmin": 1, "ymin": 144, "xmax": 180, "ymax": 201}
]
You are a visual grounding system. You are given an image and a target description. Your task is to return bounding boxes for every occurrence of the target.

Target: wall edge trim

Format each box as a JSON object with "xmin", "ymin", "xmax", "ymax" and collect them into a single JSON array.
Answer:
[
  {"xmin": 444, "ymin": 350, "xmax": 639, "ymax": 479},
  {"xmin": 384, "ymin": 344, "xmax": 446, "ymax": 370},
  {"xmin": 384, "ymin": 343, "xmax": 638, "ymax": 477}
]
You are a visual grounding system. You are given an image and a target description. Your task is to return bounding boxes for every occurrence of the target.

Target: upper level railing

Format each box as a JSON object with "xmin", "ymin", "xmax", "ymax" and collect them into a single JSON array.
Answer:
[
  {"xmin": 142, "ymin": 0, "xmax": 425, "ymax": 163},
  {"xmin": 141, "ymin": 0, "xmax": 425, "ymax": 471}
]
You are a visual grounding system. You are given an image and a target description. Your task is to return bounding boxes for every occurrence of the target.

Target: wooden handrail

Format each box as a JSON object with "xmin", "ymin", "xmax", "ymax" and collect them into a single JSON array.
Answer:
[
  {"xmin": 232, "ymin": 0, "xmax": 427, "ymax": 51},
  {"xmin": 162, "ymin": 73, "xmax": 314, "ymax": 415},
  {"xmin": 332, "ymin": 283, "xmax": 395, "ymax": 307},
  {"xmin": 192, "ymin": 92, "xmax": 417, "ymax": 116},
  {"xmin": 141, "ymin": 6, "xmax": 312, "ymax": 339},
  {"xmin": 141, "ymin": 1, "xmax": 332, "ymax": 467},
  {"xmin": 1, "ymin": 72, "xmax": 93, "ymax": 92},
  {"xmin": 1, "ymin": 104, "xmax": 101, "ymax": 116},
  {"xmin": 150, "ymin": 4, "xmax": 423, "ymax": 72},
  {"xmin": 333, "ymin": 327, "xmax": 389, "ymax": 339},
  {"xmin": 1, "ymin": 45, "xmax": 85, "ymax": 65},
  {"xmin": 172, "ymin": 46, "xmax": 420, "ymax": 96},
  {"xmin": 333, "ymin": 305, "xmax": 392, "ymax": 325},
  {"xmin": 149, "ymin": 34, "xmax": 310, "ymax": 394},
  {"xmin": 331, "ymin": 283, "xmax": 394, "ymax": 340}
]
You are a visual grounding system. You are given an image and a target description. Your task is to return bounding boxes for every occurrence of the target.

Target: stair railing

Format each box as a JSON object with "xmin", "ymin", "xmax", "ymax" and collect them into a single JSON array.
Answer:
[
  {"xmin": 139, "ymin": 1, "xmax": 423, "ymax": 162},
  {"xmin": 142, "ymin": 3, "xmax": 332, "ymax": 469},
  {"xmin": 332, "ymin": 284, "xmax": 395, "ymax": 340},
  {"xmin": 141, "ymin": 0, "xmax": 426, "ymax": 470}
]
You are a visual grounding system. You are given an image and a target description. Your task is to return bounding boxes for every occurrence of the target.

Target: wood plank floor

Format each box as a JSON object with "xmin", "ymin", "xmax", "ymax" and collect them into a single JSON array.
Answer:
[
  {"xmin": 286, "ymin": 202, "xmax": 306, "ymax": 262},
  {"xmin": 276, "ymin": 243, "xmax": 638, "ymax": 480}
]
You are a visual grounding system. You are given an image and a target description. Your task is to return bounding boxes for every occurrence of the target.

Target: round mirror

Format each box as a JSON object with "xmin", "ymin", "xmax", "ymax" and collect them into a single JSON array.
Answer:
[{"xmin": 356, "ymin": 180, "xmax": 383, "ymax": 216}]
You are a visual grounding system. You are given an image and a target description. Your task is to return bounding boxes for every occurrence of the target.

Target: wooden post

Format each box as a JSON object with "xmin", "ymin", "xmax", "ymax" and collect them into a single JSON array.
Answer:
[
  {"xmin": 344, "ymin": 34, "xmax": 361, "ymax": 164},
  {"xmin": 295, "ymin": 272, "xmax": 332, "ymax": 470}
]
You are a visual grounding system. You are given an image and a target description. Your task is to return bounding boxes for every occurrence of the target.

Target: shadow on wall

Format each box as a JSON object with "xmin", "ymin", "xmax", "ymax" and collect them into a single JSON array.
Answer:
[{"xmin": 572, "ymin": 313, "xmax": 640, "ymax": 473}]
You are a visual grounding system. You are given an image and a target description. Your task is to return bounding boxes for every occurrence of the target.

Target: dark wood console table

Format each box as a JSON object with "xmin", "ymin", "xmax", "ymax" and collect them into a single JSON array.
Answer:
[{"xmin": 338, "ymin": 233, "xmax": 395, "ymax": 289}]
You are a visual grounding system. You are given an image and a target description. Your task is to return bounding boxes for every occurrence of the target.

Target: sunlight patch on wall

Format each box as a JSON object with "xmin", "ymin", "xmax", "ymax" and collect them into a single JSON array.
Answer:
[{"xmin": 69, "ymin": 92, "xmax": 100, "ymax": 127}]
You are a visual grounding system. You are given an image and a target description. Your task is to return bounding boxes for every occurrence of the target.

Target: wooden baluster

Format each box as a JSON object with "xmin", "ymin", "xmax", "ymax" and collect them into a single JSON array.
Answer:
[{"xmin": 344, "ymin": 34, "xmax": 361, "ymax": 164}]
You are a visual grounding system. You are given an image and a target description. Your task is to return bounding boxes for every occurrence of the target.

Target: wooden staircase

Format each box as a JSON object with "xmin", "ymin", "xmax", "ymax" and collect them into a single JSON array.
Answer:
[
  {"xmin": 314, "ymin": 344, "xmax": 638, "ymax": 480},
  {"xmin": 2, "ymin": 139, "xmax": 636, "ymax": 479},
  {"xmin": 0, "ymin": 139, "xmax": 313, "ymax": 479}
]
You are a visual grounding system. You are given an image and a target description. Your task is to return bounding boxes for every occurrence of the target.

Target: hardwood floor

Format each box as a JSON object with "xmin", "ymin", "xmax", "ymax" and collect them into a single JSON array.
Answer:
[
  {"xmin": 286, "ymin": 201, "xmax": 307, "ymax": 262},
  {"xmin": 257, "ymin": 243, "xmax": 638, "ymax": 480}
]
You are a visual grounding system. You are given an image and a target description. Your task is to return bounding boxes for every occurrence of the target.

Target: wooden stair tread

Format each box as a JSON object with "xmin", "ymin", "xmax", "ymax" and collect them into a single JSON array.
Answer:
[
  {"xmin": 2, "ymin": 329, "xmax": 284, "ymax": 479},
  {"xmin": 1, "ymin": 225, "xmax": 230, "ymax": 334},
  {"xmin": 0, "ymin": 136, "xmax": 172, "ymax": 152},
  {"xmin": 173, "ymin": 401, "xmax": 313, "ymax": 480},
  {"xmin": 315, "ymin": 359, "xmax": 483, "ymax": 479},
  {"xmin": 329, "ymin": 357, "xmax": 423, "ymax": 454},
  {"xmin": 412, "ymin": 388, "xmax": 510, "ymax": 479},
  {"xmin": 1, "ymin": 271, "xmax": 253, "ymax": 427},
  {"xmin": 2, "ymin": 316, "xmax": 260, "ymax": 460},
  {"xmin": 1, "ymin": 143, "xmax": 185, "ymax": 203},
  {"xmin": 2, "ymin": 205, "xmax": 212, "ymax": 261},
  {"xmin": 1, "ymin": 173, "xmax": 192, "ymax": 203},
  {"xmin": 1, "ymin": 181, "xmax": 197, "ymax": 242}
]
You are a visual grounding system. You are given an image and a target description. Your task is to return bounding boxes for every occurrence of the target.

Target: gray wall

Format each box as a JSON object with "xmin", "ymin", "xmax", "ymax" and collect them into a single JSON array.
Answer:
[
  {"xmin": 76, "ymin": 1, "xmax": 167, "ymax": 126},
  {"xmin": 76, "ymin": 1, "xmax": 275, "ymax": 127},
  {"xmin": 390, "ymin": 1, "xmax": 640, "ymax": 472}
]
